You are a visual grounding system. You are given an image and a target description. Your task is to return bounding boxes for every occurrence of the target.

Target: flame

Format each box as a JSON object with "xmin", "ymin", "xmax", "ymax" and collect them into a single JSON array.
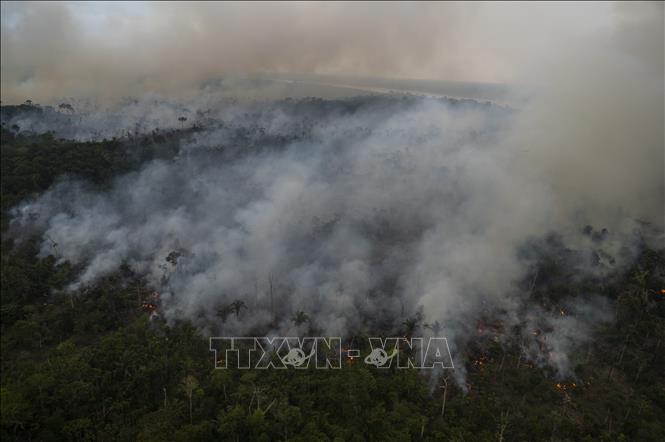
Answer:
[
  {"xmin": 141, "ymin": 301, "xmax": 157, "ymax": 312},
  {"xmin": 554, "ymin": 382, "xmax": 577, "ymax": 391},
  {"xmin": 472, "ymin": 355, "xmax": 489, "ymax": 368}
]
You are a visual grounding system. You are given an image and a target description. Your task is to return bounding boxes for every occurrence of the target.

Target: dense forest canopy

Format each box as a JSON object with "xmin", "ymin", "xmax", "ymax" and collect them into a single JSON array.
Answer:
[
  {"xmin": 2, "ymin": 1, "xmax": 664, "ymax": 440},
  {"xmin": 1, "ymin": 96, "xmax": 664, "ymax": 441}
]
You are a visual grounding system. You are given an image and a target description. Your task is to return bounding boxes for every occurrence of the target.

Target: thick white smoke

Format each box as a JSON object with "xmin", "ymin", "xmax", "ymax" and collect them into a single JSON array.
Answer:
[
  {"xmin": 10, "ymin": 95, "xmax": 656, "ymax": 379},
  {"xmin": 4, "ymin": 2, "xmax": 663, "ymax": 381}
]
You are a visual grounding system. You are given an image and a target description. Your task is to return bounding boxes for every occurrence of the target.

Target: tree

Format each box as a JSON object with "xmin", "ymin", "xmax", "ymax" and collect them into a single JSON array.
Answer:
[
  {"xmin": 0, "ymin": 387, "xmax": 30, "ymax": 435},
  {"xmin": 58, "ymin": 103, "xmax": 75, "ymax": 114},
  {"xmin": 181, "ymin": 375, "xmax": 199, "ymax": 425},
  {"xmin": 424, "ymin": 320, "xmax": 442, "ymax": 335},
  {"xmin": 218, "ymin": 404, "xmax": 245, "ymax": 441},
  {"xmin": 439, "ymin": 373, "xmax": 450, "ymax": 418},
  {"xmin": 401, "ymin": 311, "xmax": 423, "ymax": 337},
  {"xmin": 496, "ymin": 410, "xmax": 511, "ymax": 442},
  {"xmin": 291, "ymin": 310, "xmax": 310, "ymax": 326},
  {"xmin": 228, "ymin": 300, "xmax": 247, "ymax": 319}
]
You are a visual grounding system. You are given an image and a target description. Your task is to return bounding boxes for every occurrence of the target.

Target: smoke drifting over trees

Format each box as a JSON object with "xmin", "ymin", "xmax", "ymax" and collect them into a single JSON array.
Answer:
[
  {"xmin": 2, "ymin": 1, "xmax": 662, "ymax": 223},
  {"xmin": 2, "ymin": 4, "xmax": 665, "ymax": 440},
  {"xmin": 8, "ymin": 92, "xmax": 660, "ymax": 381},
  {"xmin": 2, "ymin": 2, "xmax": 663, "ymax": 383}
]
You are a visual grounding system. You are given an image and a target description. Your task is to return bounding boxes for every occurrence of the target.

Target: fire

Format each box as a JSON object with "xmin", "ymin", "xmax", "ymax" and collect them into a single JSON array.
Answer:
[
  {"xmin": 141, "ymin": 291, "xmax": 161, "ymax": 312},
  {"xmin": 141, "ymin": 301, "xmax": 157, "ymax": 312},
  {"xmin": 472, "ymin": 355, "xmax": 489, "ymax": 369},
  {"xmin": 554, "ymin": 382, "xmax": 577, "ymax": 391}
]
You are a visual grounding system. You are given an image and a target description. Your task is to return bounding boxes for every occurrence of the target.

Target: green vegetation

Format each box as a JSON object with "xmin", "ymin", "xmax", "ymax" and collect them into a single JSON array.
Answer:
[{"xmin": 1, "ymin": 126, "xmax": 664, "ymax": 441}]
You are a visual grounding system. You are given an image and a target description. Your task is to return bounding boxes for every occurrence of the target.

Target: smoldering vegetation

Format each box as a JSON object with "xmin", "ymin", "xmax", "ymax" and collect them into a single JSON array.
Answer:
[
  {"xmin": 7, "ymin": 93, "xmax": 662, "ymax": 381},
  {"xmin": 0, "ymin": 78, "xmax": 510, "ymax": 142}
]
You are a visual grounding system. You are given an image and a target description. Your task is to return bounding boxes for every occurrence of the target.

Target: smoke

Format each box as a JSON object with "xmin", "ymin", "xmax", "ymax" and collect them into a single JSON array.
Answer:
[
  {"xmin": 2, "ymin": 2, "xmax": 615, "ymax": 103},
  {"xmin": 4, "ymin": 2, "xmax": 664, "ymax": 380},
  {"xmin": 10, "ymin": 94, "xmax": 655, "ymax": 379},
  {"xmin": 512, "ymin": 1, "xmax": 664, "ymax": 229}
]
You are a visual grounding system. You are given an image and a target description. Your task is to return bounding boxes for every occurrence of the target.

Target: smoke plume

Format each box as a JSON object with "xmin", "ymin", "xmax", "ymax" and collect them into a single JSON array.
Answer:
[{"xmin": 4, "ymin": 2, "xmax": 664, "ymax": 380}]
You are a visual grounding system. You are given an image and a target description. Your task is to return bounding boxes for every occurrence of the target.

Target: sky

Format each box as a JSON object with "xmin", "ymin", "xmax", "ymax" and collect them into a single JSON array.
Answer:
[
  {"xmin": 1, "ymin": 1, "xmax": 663, "ymax": 223},
  {"xmin": 0, "ymin": 1, "xmax": 638, "ymax": 103}
]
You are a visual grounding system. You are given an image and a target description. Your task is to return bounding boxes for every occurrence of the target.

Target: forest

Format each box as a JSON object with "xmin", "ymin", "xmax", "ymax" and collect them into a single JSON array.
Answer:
[{"xmin": 1, "ymin": 99, "xmax": 664, "ymax": 442}]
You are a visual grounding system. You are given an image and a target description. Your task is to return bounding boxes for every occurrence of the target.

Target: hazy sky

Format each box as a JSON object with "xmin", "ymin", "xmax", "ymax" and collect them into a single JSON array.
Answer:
[{"xmin": 0, "ymin": 1, "xmax": 638, "ymax": 102}]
